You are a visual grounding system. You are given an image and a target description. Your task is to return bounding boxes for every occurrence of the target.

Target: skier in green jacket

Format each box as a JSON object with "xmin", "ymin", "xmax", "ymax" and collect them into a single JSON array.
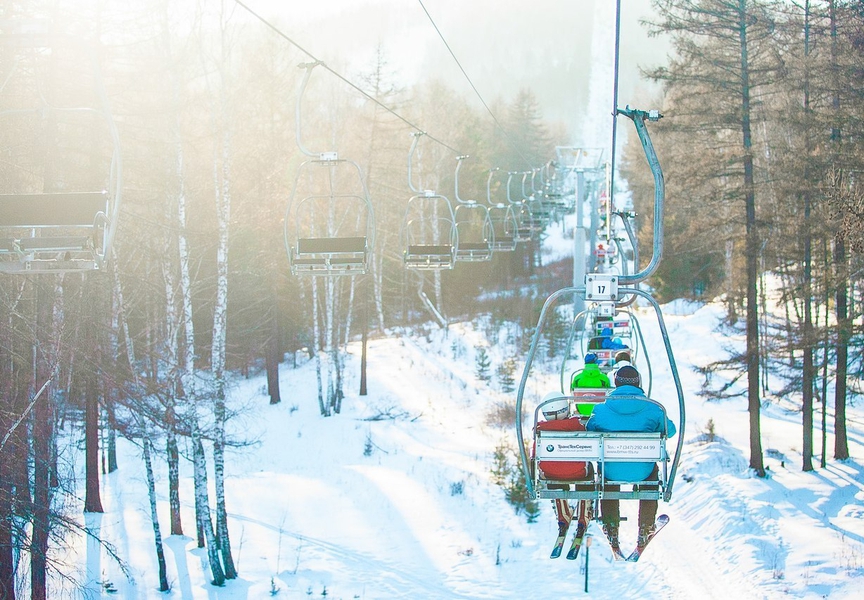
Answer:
[{"xmin": 570, "ymin": 353, "xmax": 611, "ymax": 391}]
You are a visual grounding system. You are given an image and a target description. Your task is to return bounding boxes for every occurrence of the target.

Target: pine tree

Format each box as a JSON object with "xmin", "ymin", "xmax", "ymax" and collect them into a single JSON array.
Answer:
[
  {"xmin": 497, "ymin": 358, "xmax": 517, "ymax": 393},
  {"xmin": 475, "ymin": 347, "xmax": 492, "ymax": 383}
]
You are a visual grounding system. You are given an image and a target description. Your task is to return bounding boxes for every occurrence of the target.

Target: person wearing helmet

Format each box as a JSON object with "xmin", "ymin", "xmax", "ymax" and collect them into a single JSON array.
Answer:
[
  {"xmin": 586, "ymin": 366, "xmax": 677, "ymax": 552},
  {"xmin": 570, "ymin": 353, "xmax": 611, "ymax": 391},
  {"xmin": 533, "ymin": 393, "xmax": 592, "ymax": 539}
]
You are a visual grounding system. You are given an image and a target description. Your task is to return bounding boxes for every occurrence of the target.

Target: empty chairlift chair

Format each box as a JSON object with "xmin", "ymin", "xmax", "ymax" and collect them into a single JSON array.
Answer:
[
  {"xmin": 402, "ymin": 191, "xmax": 458, "ymax": 270},
  {"xmin": 486, "ymin": 169, "xmax": 517, "ymax": 252},
  {"xmin": 0, "ymin": 21, "xmax": 122, "ymax": 274},
  {"xmin": 284, "ymin": 62, "xmax": 374, "ymax": 276},
  {"xmin": 401, "ymin": 133, "xmax": 457, "ymax": 270},
  {"xmin": 506, "ymin": 172, "xmax": 538, "ymax": 242},
  {"xmin": 285, "ymin": 155, "xmax": 373, "ymax": 276},
  {"xmin": 452, "ymin": 156, "xmax": 493, "ymax": 262}
]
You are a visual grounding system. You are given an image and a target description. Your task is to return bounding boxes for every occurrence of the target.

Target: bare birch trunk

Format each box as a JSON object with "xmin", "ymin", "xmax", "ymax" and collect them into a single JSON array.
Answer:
[
  {"xmin": 112, "ymin": 256, "xmax": 171, "ymax": 585},
  {"xmin": 210, "ymin": 65, "xmax": 237, "ymax": 577},
  {"xmin": 312, "ymin": 282, "xmax": 326, "ymax": 415},
  {"xmin": 176, "ymin": 93, "xmax": 224, "ymax": 583},
  {"xmin": 193, "ymin": 435, "xmax": 225, "ymax": 585},
  {"xmin": 143, "ymin": 435, "xmax": 169, "ymax": 591},
  {"xmin": 162, "ymin": 248, "xmax": 183, "ymax": 536}
]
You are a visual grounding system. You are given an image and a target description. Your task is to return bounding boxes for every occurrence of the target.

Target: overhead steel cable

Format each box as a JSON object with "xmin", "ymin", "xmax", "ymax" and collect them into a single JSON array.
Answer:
[
  {"xmin": 233, "ymin": 0, "xmax": 461, "ymax": 155},
  {"xmin": 609, "ymin": 0, "xmax": 623, "ymax": 209},
  {"xmin": 416, "ymin": 0, "xmax": 533, "ymax": 168}
]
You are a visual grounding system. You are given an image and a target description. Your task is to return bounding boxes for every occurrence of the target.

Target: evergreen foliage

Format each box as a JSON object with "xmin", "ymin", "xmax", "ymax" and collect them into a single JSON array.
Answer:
[{"xmin": 475, "ymin": 346, "xmax": 492, "ymax": 383}]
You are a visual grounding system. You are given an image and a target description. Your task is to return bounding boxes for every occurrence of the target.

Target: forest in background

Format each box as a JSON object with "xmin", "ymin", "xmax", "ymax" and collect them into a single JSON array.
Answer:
[{"xmin": 0, "ymin": 0, "xmax": 863, "ymax": 597}]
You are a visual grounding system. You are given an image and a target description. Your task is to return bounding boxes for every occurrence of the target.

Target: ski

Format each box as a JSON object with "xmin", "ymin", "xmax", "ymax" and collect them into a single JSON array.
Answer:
[
  {"xmin": 600, "ymin": 519, "xmax": 626, "ymax": 560},
  {"xmin": 565, "ymin": 519, "xmax": 587, "ymax": 560},
  {"xmin": 565, "ymin": 501, "xmax": 593, "ymax": 560},
  {"xmin": 625, "ymin": 514, "xmax": 670, "ymax": 562},
  {"xmin": 550, "ymin": 520, "xmax": 572, "ymax": 559}
]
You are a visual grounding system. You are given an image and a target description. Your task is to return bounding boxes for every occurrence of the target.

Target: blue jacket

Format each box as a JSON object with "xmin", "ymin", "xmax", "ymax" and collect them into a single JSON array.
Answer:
[{"xmin": 585, "ymin": 385, "xmax": 677, "ymax": 482}]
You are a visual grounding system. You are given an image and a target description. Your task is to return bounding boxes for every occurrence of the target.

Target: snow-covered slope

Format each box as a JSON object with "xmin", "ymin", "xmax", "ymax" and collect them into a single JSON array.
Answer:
[{"xmin": 65, "ymin": 295, "xmax": 864, "ymax": 599}]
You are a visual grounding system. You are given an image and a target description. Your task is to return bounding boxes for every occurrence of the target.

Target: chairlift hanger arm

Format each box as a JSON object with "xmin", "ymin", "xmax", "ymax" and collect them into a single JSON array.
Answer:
[
  {"xmin": 407, "ymin": 131, "xmax": 426, "ymax": 194},
  {"xmin": 521, "ymin": 171, "xmax": 531, "ymax": 200},
  {"xmin": 616, "ymin": 107, "xmax": 664, "ymax": 287},
  {"xmin": 454, "ymin": 155, "xmax": 472, "ymax": 204},
  {"xmin": 486, "ymin": 167, "xmax": 502, "ymax": 206},
  {"xmin": 295, "ymin": 62, "xmax": 329, "ymax": 158}
]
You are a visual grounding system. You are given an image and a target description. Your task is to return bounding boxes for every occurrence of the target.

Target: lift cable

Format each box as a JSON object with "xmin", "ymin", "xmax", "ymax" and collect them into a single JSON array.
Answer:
[
  {"xmin": 609, "ymin": 0, "xmax": 622, "ymax": 208},
  {"xmin": 234, "ymin": 0, "xmax": 461, "ymax": 155},
  {"xmin": 416, "ymin": 0, "xmax": 533, "ymax": 168}
]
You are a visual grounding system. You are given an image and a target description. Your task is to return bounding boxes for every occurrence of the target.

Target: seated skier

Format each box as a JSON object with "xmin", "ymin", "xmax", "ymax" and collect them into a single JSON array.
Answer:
[
  {"xmin": 610, "ymin": 350, "xmax": 632, "ymax": 381},
  {"xmin": 533, "ymin": 394, "xmax": 592, "ymax": 541},
  {"xmin": 585, "ymin": 366, "xmax": 676, "ymax": 552},
  {"xmin": 570, "ymin": 353, "xmax": 610, "ymax": 391},
  {"xmin": 588, "ymin": 329, "xmax": 628, "ymax": 352}
]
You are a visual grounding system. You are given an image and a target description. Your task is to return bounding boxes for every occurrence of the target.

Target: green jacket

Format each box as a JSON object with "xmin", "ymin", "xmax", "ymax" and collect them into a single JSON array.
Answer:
[{"xmin": 570, "ymin": 363, "xmax": 611, "ymax": 390}]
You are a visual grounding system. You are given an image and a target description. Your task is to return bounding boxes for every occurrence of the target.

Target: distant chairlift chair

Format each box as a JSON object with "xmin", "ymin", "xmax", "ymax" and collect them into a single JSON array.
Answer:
[
  {"xmin": 0, "ymin": 24, "xmax": 122, "ymax": 275},
  {"xmin": 401, "ymin": 133, "xmax": 458, "ymax": 270},
  {"xmin": 452, "ymin": 156, "xmax": 493, "ymax": 262},
  {"xmin": 284, "ymin": 62, "xmax": 374, "ymax": 276}
]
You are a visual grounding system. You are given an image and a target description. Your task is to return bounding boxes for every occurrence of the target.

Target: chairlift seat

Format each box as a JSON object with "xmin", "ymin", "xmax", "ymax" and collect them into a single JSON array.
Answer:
[
  {"xmin": 533, "ymin": 430, "xmax": 667, "ymax": 501},
  {"xmin": 0, "ymin": 192, "xmax": 110, "ymax": 273},
  {"xmin": 292, "ymin": 236, "xmax": 368, "ymax": 274},
  {"xmin": 404, "ymin": 244, "xmax": 454, "ymax": 270},
  {"xmin": 491, "ymin": 235, "xmax": 516, "ymax": 251},
  {"xmin": 455, "ymin": 242, "xmax": 492, "ymax": 261}
]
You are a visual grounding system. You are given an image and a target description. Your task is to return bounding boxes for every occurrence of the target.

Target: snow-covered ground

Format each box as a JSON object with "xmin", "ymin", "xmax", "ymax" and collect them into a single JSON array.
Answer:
[{"xmin": 57, "ymin": 277, "xmax": 864, "ymax": 599}]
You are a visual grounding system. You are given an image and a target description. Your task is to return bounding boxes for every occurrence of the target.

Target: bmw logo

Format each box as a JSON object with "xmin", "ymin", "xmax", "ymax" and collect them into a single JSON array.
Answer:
[{"xmin": 545, "ymin": 445, "xmax": 554, "ymax": 453}]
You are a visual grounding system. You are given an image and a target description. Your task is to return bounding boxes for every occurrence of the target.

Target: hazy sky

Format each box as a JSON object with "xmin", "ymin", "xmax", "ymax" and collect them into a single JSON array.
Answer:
[{"xmin": 241, "ymin": 0, "xmax": 668, "ymax": 147}]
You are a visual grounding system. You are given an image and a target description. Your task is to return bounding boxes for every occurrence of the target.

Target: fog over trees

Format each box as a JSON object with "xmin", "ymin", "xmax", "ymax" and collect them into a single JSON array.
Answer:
[{"xmin": 0, "ymin": 0, "xmax": 862, "ymax": 597}]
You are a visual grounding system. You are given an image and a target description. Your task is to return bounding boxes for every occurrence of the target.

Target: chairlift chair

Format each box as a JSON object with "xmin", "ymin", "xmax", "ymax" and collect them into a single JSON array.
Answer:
[
  {"xmin": 452, "ymin": 156, "xmax": 493, "ymax": 261},
  {"xmin": 517, "ymin": 281, "xmax": 683, "ymax": 505},
  {"xmin": 285, "ymin": 155, "xmax": 373, "ymax": 276},
  {"xmin": 285, "ymin": 62, "xmax": 375, "ymax": 276},
  {"xmin": 401, "ymin": 191, "xmax": 458, "ymax": 270},
  {"xmin": 485, "ymin": 169, "xmax": 517, "ymax": 252},
  {"xmin": 506, "ymin": 172, "xmax": 537, "ymax": 242},
  {"xmin": 401, "ymin": 132, "xmax": 458, "ymax": 269},
  {"xmin": 0, "ymin": 21, "xmax": 122, "ymax": 274},
  {"xmin": 517, "ymin": 108, "xmax": 685, "ymax": 508}
]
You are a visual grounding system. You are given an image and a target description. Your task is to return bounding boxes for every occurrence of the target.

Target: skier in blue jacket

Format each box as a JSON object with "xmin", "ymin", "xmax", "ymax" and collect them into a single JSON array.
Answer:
[{"xmin": 586, "ymin": 365, "xmax": 676, "ymax": 549}]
